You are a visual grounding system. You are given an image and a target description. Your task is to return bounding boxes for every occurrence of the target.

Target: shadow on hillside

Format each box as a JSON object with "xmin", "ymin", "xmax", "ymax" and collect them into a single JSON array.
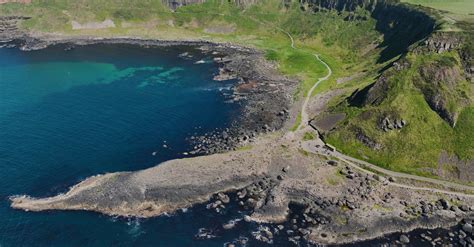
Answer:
[{"xmin": 372, "ymin": 3, "xmax": 437, "ymax": 63}]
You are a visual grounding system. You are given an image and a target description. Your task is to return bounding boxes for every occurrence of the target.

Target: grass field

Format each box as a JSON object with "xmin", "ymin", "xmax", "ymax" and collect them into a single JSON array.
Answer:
[{"xmin": 402, "ymin": 0, "xmax": 474, "ymax": 22}]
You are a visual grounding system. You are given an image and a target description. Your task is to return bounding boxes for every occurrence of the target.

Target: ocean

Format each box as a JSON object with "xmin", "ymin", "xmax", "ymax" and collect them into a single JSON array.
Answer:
[{"xmin": 0, "ymin": 43, "xmax": 464, "ymax": 247}]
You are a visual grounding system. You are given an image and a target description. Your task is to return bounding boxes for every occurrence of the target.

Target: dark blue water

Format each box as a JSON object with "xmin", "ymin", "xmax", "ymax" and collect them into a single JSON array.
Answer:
[
  {"xmin": 0, "ymin": 43, "xmax": 245, "ymax": 246},
  {"xmin": 0, "ymin": 43, "xmax": 465, "ymax": 247}
]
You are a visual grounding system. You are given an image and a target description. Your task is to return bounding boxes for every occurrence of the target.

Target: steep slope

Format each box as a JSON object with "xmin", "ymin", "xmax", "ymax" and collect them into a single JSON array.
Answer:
[
  {"xmin": 323, "ymin": 8, "xmax": 473, "ymax": 181},
  {"xmin": 301, "ymin": 0, "xmax": 436, "ymax": 62}
]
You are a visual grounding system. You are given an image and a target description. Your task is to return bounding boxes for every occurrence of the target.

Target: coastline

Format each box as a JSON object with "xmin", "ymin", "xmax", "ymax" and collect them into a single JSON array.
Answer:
[
  {"xmin": 1, "ymin": 30, "xmax": 297, "ymax": 155},
  {"xmin": 9, "ymin": 125, "xmax": 474, "ymax": 245},
  {"xmin": 3, "ymin": 28, "xmax": 474, "ymax": 245}
]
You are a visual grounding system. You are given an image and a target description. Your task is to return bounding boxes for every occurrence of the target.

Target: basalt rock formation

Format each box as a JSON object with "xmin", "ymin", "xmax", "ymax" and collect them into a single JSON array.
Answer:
[{"xmin": 0, "ymin": 16, "xmax": 29, "ymax": 41}]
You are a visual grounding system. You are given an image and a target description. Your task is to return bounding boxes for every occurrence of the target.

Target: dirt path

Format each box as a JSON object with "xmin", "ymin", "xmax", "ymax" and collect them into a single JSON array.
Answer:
[
  {"xmin": 272, "ymin": 25, "xmax": 333, "ymax": 131},
  {"xmin": 337, "ymin": 151, "xmax": 474, "ymax": 194},
  {"xmin": 272, "ymin": 21, "xmax": 474, "ymax": 196},
  {"xmin": 302, "ymin": 140, "xmax": 474, "ymax": 197},
  {"xmin": 297, "ymin": 55, "xmax": 332, "ymax": 131}
]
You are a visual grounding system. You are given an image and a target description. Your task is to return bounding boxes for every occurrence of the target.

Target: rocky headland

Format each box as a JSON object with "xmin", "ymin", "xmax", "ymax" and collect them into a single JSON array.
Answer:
[
  {"xmin": 3, "ymin": 0, "xmax": 474, "ymax": 245},
  {"xmin": 10, "ymin": 128, "xmax": 474, "ymax": 245}
]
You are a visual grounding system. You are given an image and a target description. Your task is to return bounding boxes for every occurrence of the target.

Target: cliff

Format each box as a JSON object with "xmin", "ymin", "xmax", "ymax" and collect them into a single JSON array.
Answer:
[{"xmin": 300, "ymin": 0, "xmax": 436, "ymax": 62}]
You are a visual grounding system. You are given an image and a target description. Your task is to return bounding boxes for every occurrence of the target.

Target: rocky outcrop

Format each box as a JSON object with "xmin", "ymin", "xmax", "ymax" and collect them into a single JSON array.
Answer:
[
  {"xmin": 163, "ymin": 0, "xmax": 205, "ymax": 10},
  {"xmin": 438, "ymin": 151, "xmax": 474, "ymax": 182},
  {"xmin": 379, "ymin": 115, "xmax": 406, "ymax": 132},
  {"xmin": 0, "ymin": 16, "xmax": 29, "ymax": 42},
  {"xmin": 348, "ymin": 58, "xmax": 408, "ymax": 107},
  {"xmin": 359, "ymin": 74, "xmax": 390, "ymax": 106},
  {"xmin": 353, "ymin": 127, "xmax": 382, "ymax": 150},
  {"xmin": 349, "ymin": 32, "xmax": 471, "ymax": 127},
  {"xmin": 416, "ymin": 56, "xmax": 469, "ymax": 126},
  {"xmin": 418, "ymin": 32, "xmax": 473, "ymax": 81},
  {"xmin": 422, "ymin": 33, "xmax": 463, "ymax": 54}
]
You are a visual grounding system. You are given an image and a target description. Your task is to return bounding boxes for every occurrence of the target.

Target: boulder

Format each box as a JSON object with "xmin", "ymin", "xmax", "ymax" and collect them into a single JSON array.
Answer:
[
  {"xmin": 327, "ymin": 160, "xmax": 338, "ymax": 166},
  {"xmin": 459, "ymin": 205, "xmax": 469, "ymax": 212},
  {"xmin": 244, "ymin": 215, "xmax": 252, "ymax": 222},
  {"xmin": 439, "ymin": 199, "xmax": 450, "ymax": 210},
  {"xmin": 237, "ymin": 189, "xmax": 247, "ymax": 199},
  {"xmin": 399, "ymin": 234, "xmax": 410, "ymax": 244},
  {"xmin": 462, "ymin": 223, "xmax": 472, "ymax": 233},
  {"xmin": 217, "ymin": 193, "xmax": 230, "ymax": 204}
]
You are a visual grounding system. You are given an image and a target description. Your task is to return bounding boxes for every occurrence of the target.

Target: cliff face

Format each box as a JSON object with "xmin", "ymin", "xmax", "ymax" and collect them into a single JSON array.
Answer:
[
  {"xmin": 306, "ymin": 0, "xmax": 471, "ymax": 127},
  {"xmin": 301, "ymin": 0, "xmax": 436, "ymax": 62},
  {"xmin": 371, "ymin": 2, "xmax": 436, "ymax": 62}
]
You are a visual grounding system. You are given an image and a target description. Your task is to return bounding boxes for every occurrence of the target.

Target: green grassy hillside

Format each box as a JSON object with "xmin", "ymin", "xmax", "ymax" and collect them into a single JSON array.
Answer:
[{"xmin": 325, "ymin": 49, "xmax": 473, "ymax": 178}]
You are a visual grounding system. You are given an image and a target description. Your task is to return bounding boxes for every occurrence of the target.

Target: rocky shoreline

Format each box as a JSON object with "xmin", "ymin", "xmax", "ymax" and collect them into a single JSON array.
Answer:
[
  {"xmin": 3, "ymin": 16, "xmax": 474, "ymax": 246},
  {"xmin": 0, "ymin": 19, "xmax": 296, "ymax": 154},
  {"xmin": 10, "ymin": 130, "xmax": 474, "ymax": 245}
]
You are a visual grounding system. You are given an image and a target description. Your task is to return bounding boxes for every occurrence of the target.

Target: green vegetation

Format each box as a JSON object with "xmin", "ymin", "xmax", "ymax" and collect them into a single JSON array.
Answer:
[
  {"xmin": 402, "ymin": 0, "xmax": 474, "ymax": 22},
  {"xmin": 372, "ymin": 204, "xmax": 393, "ymax": 212},
  {"xmin": 236, "ymin": 144, "xmax": 253, "ymax": 151},
  {"xmin": 298, "ymin": 149, "xmax": 310, "ymax": 156},
  {"xmin": 291, "ymin": 113, "xmax": 302, "ymax": 131},
  {"xmin": 303, "ymin": 132, "xmax": 316, "ymax": 141},
  {"xmin": 326, "ymin": 169, "xmax": 344, "ymax": 186},
  {"xmin": 325, "ymin": 45, "xmax": 473, "ymax": 177},
  {"xmin": 1, "ymin": 0, "xmax": 472, "ymax": 181}
]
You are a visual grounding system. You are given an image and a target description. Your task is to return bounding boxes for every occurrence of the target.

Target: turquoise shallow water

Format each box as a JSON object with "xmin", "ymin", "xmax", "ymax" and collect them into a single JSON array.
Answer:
[{"xmin": 0, "ymin": 43, "xmax": 244, "ymax": 246}]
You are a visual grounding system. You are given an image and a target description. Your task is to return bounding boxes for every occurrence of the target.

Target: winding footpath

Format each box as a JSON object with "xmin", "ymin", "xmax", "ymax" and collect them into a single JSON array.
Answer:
[
  {"xmin": 274, "ymin": 24, "xmax": 474, "ymax": 197},
  {"xmin": 273, "ymin": 26, "xmax": 332, "ymax": 131},
  {"xmin": 297, "ymin": 54, "xmax": 332, "ymax": 131}
]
